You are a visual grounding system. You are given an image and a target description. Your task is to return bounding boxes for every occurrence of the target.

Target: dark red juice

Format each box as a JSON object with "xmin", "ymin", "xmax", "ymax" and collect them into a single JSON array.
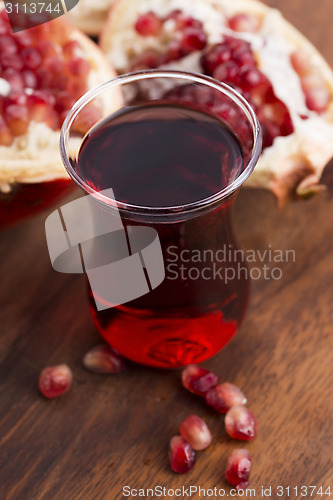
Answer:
[{"xmin": 76, "ymin": 103, "xmax": 250, "ymax": 368}]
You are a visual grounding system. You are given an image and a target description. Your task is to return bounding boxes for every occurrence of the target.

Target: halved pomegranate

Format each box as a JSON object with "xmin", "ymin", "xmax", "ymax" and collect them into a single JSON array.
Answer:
[
  {"xmin": 101, "ymin": 0, "xmax": 333, "ymax": 206},
  {"xmin": 0, "ymin": 9, "xmax": 115, "ymax": 229}
]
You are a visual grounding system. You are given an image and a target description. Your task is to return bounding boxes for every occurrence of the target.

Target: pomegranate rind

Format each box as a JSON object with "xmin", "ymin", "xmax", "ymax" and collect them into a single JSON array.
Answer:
[
  {"xmin": 0, "ymin": 6, "xmax": 120, "ymax": 192},
  {"xmin": 100, "ymin": 0, "xmax": 333, "ymax": 207}
]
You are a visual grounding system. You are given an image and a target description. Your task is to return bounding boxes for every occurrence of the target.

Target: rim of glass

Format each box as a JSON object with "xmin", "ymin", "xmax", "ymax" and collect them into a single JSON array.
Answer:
[{"xmin": 60, "ymin": 69, "xmax": 262, "ymax": 218}]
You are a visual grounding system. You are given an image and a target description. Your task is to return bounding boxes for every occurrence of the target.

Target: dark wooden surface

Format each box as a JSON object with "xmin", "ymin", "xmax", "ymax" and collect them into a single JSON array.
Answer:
[{"xmin": 1, "ymin": 2, "xmax": 333, "ymax": 499}]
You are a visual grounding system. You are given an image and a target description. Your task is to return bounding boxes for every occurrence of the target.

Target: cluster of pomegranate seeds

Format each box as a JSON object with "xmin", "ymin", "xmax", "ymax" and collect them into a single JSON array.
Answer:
[
  {"xmin": 200, "ymin": 36, "xmax": 294, "ymax": 148},
  {"xmin": 225, "ymin": 449, "xmax": 252, "ymax": 490},
  {"xmin": 83, "ymin": 345, "xmax": 127, "ymax": 374},
  {"xmin": 169, "ymin": 435, "xmax": 196, "ymax": 473},
  {"xmin": 205, "ymin": 383, "xmax": 247, "ymax": 414},
  {"xmin": 180, "ymin": 415, "xmax": 212, "ymax": 450},
  {"xmin": 0, "ymin": 9, "xmax": 92, "ymax": 145},
  {"xmin": 181, "ymin": 364, "xmax": 219, "ymax": 396},
  {"xmin": 290, "ymin": 49, "xmax": 330, "ymax": 112},
  {"xmin": 131, "ymin": 10, "xmax": 206, "ymax": 70},
  {"xmin": 225, "ymin": 405, "xmax": 257, "ymax": 441},
  {"xmin": 169, "ymin": 414, "xmax": 211, "ymax": 473},
  {"xmin": 38, "ymin": 364, "xmax": 72, "ymax": 399}
]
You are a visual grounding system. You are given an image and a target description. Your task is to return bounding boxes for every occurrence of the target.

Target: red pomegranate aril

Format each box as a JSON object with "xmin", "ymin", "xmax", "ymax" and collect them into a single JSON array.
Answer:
[
  {"xmin": 55, "ymin": 91, "xmax": 75, "ymax": 114},
  {"xmin": 38, "ymin": 39, "xmax": 57, "ymax": 58},
  {"xmin": 20, "ymin": 47, "xmax": 42, "ymax": 70},
  {"xmin": 241, "ymin": 67, "xmax": 267, "ymax": 90},
  {"xmin": 180, "ymin": 415, "xmax": 212, "ymax": 450},
  {"xmin": 83, "ymin": 345, "xmax": 127, "ymax": 374},
  {"xmin": 213, "ymin": 61, "xmax": 239, "ymax": 83},
  {"xmin": 225, "ymin": 449, "xmax": 252, "ymax": 487},
  {"xmin": 3, "ymin": 91, "xmax": 27, "ymax": 109},
  {"xmin": 67, "ymin": 57, "xmax": 90, "ymax": 77},
  {"xmin": 0, "ymin": 36, "xmax": 17, "ymax": 55},
  {"xmin": 35, "ymin": 67, "xmax": 52, "ymax": 88},
  {"xmin": 305, "ymin": 86, "xmax": 330, "ymax": 112},
  {"xmin": 39, "ymin": 364, "xmax": 73, "ymax": 399},
  {"xmin": 169, "ymin": 436, "xmax": 196, "ymax": 473},
  {"xmin": 237, "ymin": 481, "xmax": 250, "ymax": 491},
  {"xmin": 224, "ymin": 36, "xmax": 250, "ymax": 52},
  {"xmin": 131, "ymin": 49, "xmax": 161, "ymax": 70},
  {"xmin": 205, "ymin": 383, "xmax": 247, "ymax": 414},
  {"xmin": 228, "ymin": 13, "xmax": 260, "ymax": 33},
  {"xmin": 181, "ymin": 364, "xmax": 219, "ymax": 396},
  {"xmin": 0, "ymin": 117, "xmax": 13, "ymax": 146},
  {"xmin": 225, "ymin": 405, "xmax": 257, "ymax": 441},
  {"xmin": 63, "ymin": 40, "xmax": 82, "ymax": 59},
  {"xmin": 181, "ymin": 27, "xmax": 207, "ymax": 52},
  {"xmin": 135, "ymin": 11, "xmax": 162, "ymax": 36},
  {"xmin": 290, "ymin": 49, "xmax": 312, "ymax": 77},
  {"xmin": 201, "ymin": 44, "xmax": 232, "ymax": 75},
  {"xmin": 4, "ymin": 105, "xmax": 29, "ymax": 135},
  {"xmin": 0, "ymin": 54, "xmax": 23, "ymax": 71},
  {"xmin": 233, "ymin": 48, "xmax": 256, "ymax": 68},
  {"xmin": 22, "ymin": 70, "xmax": 37, "ymax": 89},
  {"xmin": 183, "ymin": 17, "xmax": 203, "ymax": 30},
  {"xmin": 13, "ymin": 30, "xmax": 34, "ymax": 48},
  {"xmin": 45, "ymin": 56, "xmax": 63, "ymax": 75},
  {"xmin": 49, "ymin": 73, "xmax": 68, "ymax": 91},
  {"xmin": 301, "ymin": 74, "xmax": 330, "ymax": 112},
  {"xmin": 2, "ymin": 68, "xmax": 24, "ymax": 90},
  {"xmin": 27, "ymin": 93, "xmax": 51, "ymax": 122}
]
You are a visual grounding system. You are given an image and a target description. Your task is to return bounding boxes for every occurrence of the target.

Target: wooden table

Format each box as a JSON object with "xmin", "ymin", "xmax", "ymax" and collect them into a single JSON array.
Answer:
[{"xmin": 1, "ymin": 1, "xmax": 333, "ymax": 498}]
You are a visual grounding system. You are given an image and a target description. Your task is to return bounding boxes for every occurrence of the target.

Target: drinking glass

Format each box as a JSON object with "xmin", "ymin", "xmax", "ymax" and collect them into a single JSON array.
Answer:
[{"xmin": 60, "ymin": 70, "xmax": 262, "ymax": 368}]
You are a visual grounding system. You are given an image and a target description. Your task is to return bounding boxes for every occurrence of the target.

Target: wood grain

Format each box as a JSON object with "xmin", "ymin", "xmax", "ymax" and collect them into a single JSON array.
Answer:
[{"xmin": 1, "ymin": 2, "xmax": 333, "ymax": 499}]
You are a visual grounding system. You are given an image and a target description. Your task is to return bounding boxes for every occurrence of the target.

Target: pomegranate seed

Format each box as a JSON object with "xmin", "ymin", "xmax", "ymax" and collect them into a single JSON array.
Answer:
[
  {"xmin": 225, "ymin": 36, "xmax": 250, "ymax": 52},
  {"xmin": 163, "ymin": 40, "xmax": 186, "ymax": 63},
  {"xmin": 4, "ymin": 104, "xmax": 29, "ymax": 135},
  {"xmin": 45, "ymin": 56, "xmax": 63, "ymax": 75},
  {"xmin": 169, "ymin": 436, "xmax": 196, "ymax": 473},
  {"xmin": 3, "ymin": 91, "xmax": 27, "ymax": 109},
  {"xmin": 135, "ymin": 11, "xmax": 162, "ymax": 36},
  {"xmin": 241, "ymin": 67, "xmax": 267, "ymax": 90},
  {"xmin": 181, "ymin": 364, "xmax": 219, "ymax": 396},
  {"xmin": 225, "ymin": 449, "xmax": 252, "ymax": 487},
  {"xmin": 290, "ymin": 50, "xmax": 312, "ymax": 76},
  {"xmin": 39, "ymin": 364, "xmax": 72, "ymax": 399},
  {"xmin": 62, "ymin": 40, "xmax": 83, "ymax": 59},
  {"xmin": 228, "ymin": 13, "xmax": 260, "ymax": 32},
  {"xmin": 213, "ymin": 61, "xmax": 239, "ymax": 83},
  {"xmin": 27, "ymin": 92, "xmax": 52, "ymax": 123},
  {"xmin": 13, "ymin": 31, "xmax": 34, "ymax": 48},
  {"xmin": 165, "ymin": 9, "xmax": 182, "ymax": 21},
  {"xmin": 233, "ymin": 48, "xmax": 256, "ymax": 68},
  {"xmin": 67, "ymin": 57, "xmax": 90, "ymax": 77},
  {"xmin": 301, "ymin": 74, "xmax": 330, "ymax": 112},
  {"xmin": 83, "ymin": 345, "xmax": 126, "ymax": 374},
  {"xmin": 0, "ymin": 117, "xmax": 13, "ymax": 146},
  {"xmin": 181, "ymin": 27, "xmax": 207, "ymax": 52},
  {"xmin": 0, "ymin": 54, "xmax": 23, "ymax": 71},
  {"xmin": 131, "ymin": 49, "xmax": 161, "ymax": 70},
  {"xmin": 20, "ymin": 47, "xmax": 42, "ymax": 69},
  {"xmin": 237, "ymin": 482, "xmax": 250, "ymax": 491},
  {"xmin": 225, "ymin": 405, "xmax": 257, "ymax": 441},
  {"xmin": 35, "ymin": 67, "xmax": 52, "ymax": 88},
  {"xmin": 305, "ymin": 86, "xmax": 330, "ymax": 112},
  {"xmin": 174, "ymin": 13, "xmax": 203, "ymax": 30},
  {"xmin": 38, "ymin": 39, "xmax": 57, "ymax": 58},
  {"xmin": 261, "ymin": 120, "xmax": 280, "ymax": 148},
  {"xmin": 0, "ymin": 36, "xmax": 17, "ymax": 55},
  {"xmin": 180, "ymin": 415, "xmax": 212, "ymax": 450},
  {"xmin": 201, "ymin": 43, "xmax": 232, "ymax": 74},
  {"xmin": 22, "ymin": 70, "xmax": 37, "ymax": 89},
  {"xmin": 54, "ymin": 90, "xmax": 75, "ymax": 114},
  {"xmin": 205, "ymin": 383, "xmax": 247, "ymax": 414}
]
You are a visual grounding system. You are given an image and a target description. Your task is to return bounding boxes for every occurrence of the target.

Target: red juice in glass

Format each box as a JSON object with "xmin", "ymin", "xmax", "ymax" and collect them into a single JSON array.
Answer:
[{"xmin": 60, "ymin": 71, "xmax": 262, "ymax": 368}]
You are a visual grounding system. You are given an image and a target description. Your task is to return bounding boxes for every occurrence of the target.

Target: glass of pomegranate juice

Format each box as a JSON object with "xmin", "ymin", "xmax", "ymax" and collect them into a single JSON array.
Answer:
[{"xmin": 60, "ymin": 70, "xmax": 262, "ymax": 368}]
